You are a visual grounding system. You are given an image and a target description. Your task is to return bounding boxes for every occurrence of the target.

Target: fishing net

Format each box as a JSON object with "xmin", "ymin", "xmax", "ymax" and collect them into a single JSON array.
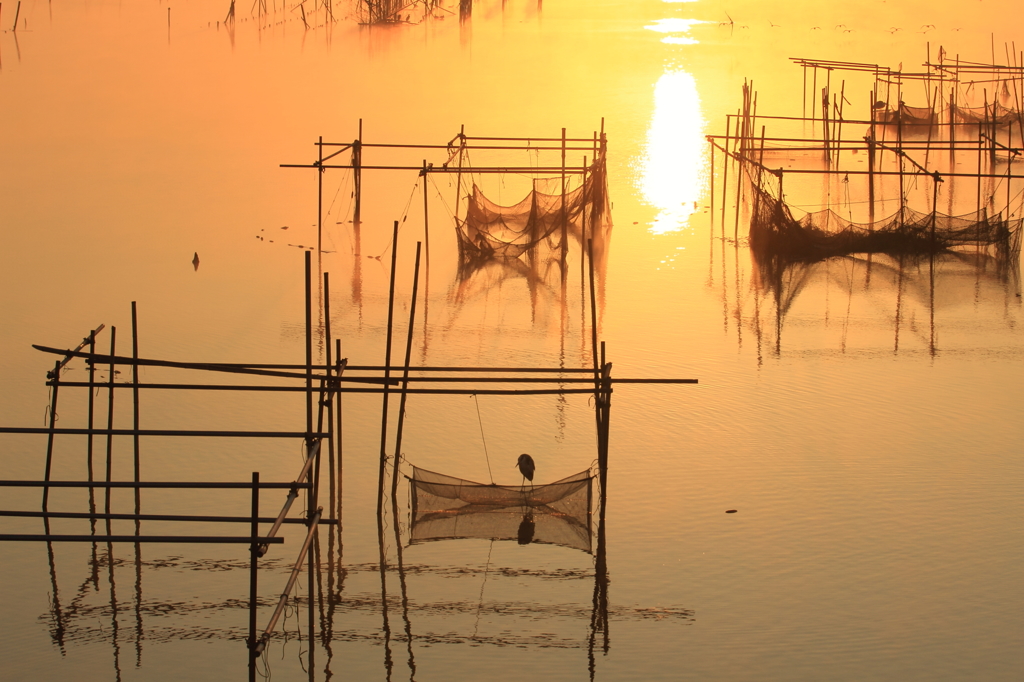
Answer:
[
  {"xmin": 748, "ymin": 171, "xmax": 1022, "ymax": 261},
  {"xmin": 454, "ymin": 153, "xmax": 612, "ymax": 272},
  {"xmin": 408, "ymin": 466, "xmax": 594, "ymax": 553},
  {"xmin": 872, "ymin": 103, "xmax": 1022, "ymax": 126}
]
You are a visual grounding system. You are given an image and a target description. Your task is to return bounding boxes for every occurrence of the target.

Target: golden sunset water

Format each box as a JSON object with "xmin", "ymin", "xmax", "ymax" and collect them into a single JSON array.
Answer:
[{"xmin": 1, "ymin": 1, "xmax": 1022, "ymax": 680}]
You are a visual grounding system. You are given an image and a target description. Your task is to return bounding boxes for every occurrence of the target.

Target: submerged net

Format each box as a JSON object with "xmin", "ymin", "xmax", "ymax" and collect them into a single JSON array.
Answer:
[
  {"xmin": 748, "ymin": 172, "xmax": 1022, "ymax": 261},
  {"xmin": 455, "ymin": 153, "xmax": 612, "ymax": 272},
  {"xmin": 409, "ymin": 466, "xmax": 594, "ymax": 553}
]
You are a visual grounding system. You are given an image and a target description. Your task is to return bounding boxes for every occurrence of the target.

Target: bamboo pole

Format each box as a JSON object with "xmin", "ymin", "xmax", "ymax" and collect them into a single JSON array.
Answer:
[
  {"xmin": 390, "ymin": 242, "xmax": 422, "ymax": 502},
  {"xmin": 87, "ymin": 327, "xmax": 99, "ymax": 526},
  {"xmin": 561, "ymin": 127, "xmax": 568, "ymax": 269},
  {"xmin": 41, "ymin": 360, "xmax": 61, "ymax": 511},
  {"xmin": 253, "ymin": 508, "xmax": 323, "ymax": 654},
  {"xmin": 353, "ymin": 120, "xmax": 363, "ymax": 226},
  {"xmin": 248, "ymin": 471, "xmax": 260, "ymax": 682},
  {"xmin": 105, "ymin": 328, "xmax": 116, "ymax": 516},
  {"xmin": 720, "ymin": 115, "xmax": 732, "ymax": 234},
  {"xmin": 317, "ymin": 136, "xmax": 324, "ymax": 257},
  {"xmin": 376, "ymin": 221, "xmax": 400, "ymax": 521},
  {"xmin": 131, "ymin": 302, "xmax": 141, "ymax": 516},
  {"xmin": 324, "ymin": 273, "xmax": 335, "ymax": 538}
]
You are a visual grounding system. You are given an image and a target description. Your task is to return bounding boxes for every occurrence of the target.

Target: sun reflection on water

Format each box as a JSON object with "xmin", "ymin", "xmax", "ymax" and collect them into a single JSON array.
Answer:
[
  {"xmin": 643, "ymin": 18, "xmax": 704, "ymax": 45},
  {"xmin": 639, "ymin": 69, "xmax": 705, "ymax": 234}
]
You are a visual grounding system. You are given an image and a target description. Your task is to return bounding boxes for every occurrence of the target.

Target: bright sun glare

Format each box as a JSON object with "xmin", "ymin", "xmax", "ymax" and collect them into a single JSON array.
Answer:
[{"xmin": 640, "ymin": 69, "xmax": 705, "ymax": 234}]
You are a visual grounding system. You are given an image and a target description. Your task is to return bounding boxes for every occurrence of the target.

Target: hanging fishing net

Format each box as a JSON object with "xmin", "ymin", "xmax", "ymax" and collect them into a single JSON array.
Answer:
[
  {"xmin": 454, "ymin": 153, "xmax": 612, "ymax": 275},
  {"xmin": 872, "ymin": 102, "xmax": 1022, "ymax": 126},
  {"xmin": 408, "ymin": 467, "xmax": 594, "ymax": 553},
  {"xmin": 747, "ymin": 170, "xmax": 1022, "ymax": 261}
]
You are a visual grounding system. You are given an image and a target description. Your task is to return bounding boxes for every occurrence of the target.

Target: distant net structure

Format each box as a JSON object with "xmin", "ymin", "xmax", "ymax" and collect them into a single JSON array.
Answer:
[
  {"xmin": 872, "ymin": 102, "xmax": 1024, "ymax": 126},
  {"xmin": 709, "ymin": 54, "xmax": 1024, "ymax": 266},
  {"xmin": 454, "ymin": 146, "xmax": 611, "ymax": 277},
  {"xmin": 408, "ymin": 467, "xmax": 594, "ymax": 553},
  {"xmin": 748, "ymin": 171, "xmax": 1023, "ymax": 262}
]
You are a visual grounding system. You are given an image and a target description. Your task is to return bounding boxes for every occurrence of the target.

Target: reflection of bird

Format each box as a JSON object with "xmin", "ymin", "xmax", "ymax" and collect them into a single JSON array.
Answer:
[
  {"xmin": 517, "ymin": 513, "xmax": 535, "ymax": 545},
  {"xmin": 516, "ymin": 454, "xmax": 535, "ymax": 482}
]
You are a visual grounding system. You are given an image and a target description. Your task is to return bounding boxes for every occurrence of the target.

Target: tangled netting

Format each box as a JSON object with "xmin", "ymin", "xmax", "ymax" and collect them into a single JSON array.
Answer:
[
  {"xmin": 748, "ymin": 172, "xmax": 1022, "ymax": 261},
  {"xmin": 873, "ymin": 102, "xmax": 1023, "ymax": 126},
  {"xmin": 409, "ymin": 467, "xmax": 593, "ymax": 553},
  {"xmin": 455, "ymin": 153, "xmax": 611, "ymax": 272}
]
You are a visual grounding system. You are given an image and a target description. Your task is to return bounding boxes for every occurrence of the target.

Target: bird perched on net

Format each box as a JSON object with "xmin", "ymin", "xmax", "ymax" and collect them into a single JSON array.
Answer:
[{"xmin": 516, "ymin": 454, "xmax": 535, "ymax": 491}]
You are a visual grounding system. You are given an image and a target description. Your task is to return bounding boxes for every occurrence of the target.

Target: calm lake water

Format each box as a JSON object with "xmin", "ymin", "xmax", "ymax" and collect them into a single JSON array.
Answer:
[{"xmin": 1, "ymin": 1, "xmax": 1023, "ymax": 680}]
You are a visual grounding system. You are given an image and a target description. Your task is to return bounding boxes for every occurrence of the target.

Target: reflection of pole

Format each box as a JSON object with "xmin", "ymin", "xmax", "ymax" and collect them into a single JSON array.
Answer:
[
  {"xmin": 133, "ymin": 536, "xmax": 143, "ymax": 667},
  {"xmin": 377, "ymin": 514, "xmax": 394, "ymax": 680},
  {"xmin": 105, "ymin": 541, "xmax": 123, "ymax": 682},
  {"xmin": 45, "ymin": 525, "xmax": 66, "ymax": 653}
]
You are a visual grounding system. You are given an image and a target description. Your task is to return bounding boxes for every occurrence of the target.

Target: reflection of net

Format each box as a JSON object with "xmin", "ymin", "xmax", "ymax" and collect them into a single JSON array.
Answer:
[
  {"xmin": 409, "ymin": 467, "xmax": 593, "ymax": 553},
  {"xmin": 455, "ymin": 155, "xmax": 611, "ymax": 270},
  {"xmin": 749, "ymin": 173, "xmax": 1022, "ymax": 260}
]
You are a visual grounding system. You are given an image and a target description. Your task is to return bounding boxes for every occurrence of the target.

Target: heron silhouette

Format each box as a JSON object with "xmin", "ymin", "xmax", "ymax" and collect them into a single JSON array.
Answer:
[{"xmin": 516, "ymin": 454, "xmax": 535, "ymax": 493}]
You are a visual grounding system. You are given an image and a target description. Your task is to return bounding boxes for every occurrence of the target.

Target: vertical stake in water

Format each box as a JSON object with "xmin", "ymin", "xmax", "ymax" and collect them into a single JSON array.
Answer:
[
  {"xmin": 105, "ymin": 327, "xmax": 117, "ymax": 515},
  {"xmin": 42, "ymin": 359, "xmax": 61, "ymax": 511},
  {"xmin": 324, "ymin": 272, "xmax": 335, "ymax": 528},
  {"xmin": 353, "ymin": 120, "xmax": 363, "ymax": 227},
  {"xmin": 561, "ymin": 127, "xmax": 568, "ymax": 273},
  {"xmin": 335, "ymin": 337, "xmax": 343, "ymax": 542},
  {"xmin": 317, "ymin": 136, "xmax": 324, "ymax": 259},
  {"xmin": 131, "ymin": 302, "xmax": 141, "ymax": 517},
  {"xmin": 377, "ymin": 220, "xmax": 400, "ymax": 520},
  {"xmin": 86, "ymin": 327, "xmax": 99, "ymax": 525},
  {"xmin": 305, "ymin": 251, "xmax": 313, "ymax": 443},
  {"xmin": 390, "ymin": 242, "xmax": 422, "ymax": 501},
  {"xmin": 248, "ymin": 472, "xmax": 260, "ymax": 682}
]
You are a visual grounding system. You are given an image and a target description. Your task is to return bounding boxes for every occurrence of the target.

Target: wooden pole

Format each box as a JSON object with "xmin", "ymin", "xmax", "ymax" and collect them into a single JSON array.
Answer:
[
  {"xmin": 305, "ymin": 251, "xmax": 313, "ymax": 442},
  {"xmin": 87, "ymin": 330, "xmax": 97, "ymax": 527},
  {"xmin": 42, "ymin": 359, "xmax": 61, "ymax": 511},
  {"xmin": 353, "ymin": 120, "xmax": 363, "ymax": 226},
  {"xmin": 390, "ymin": 242, "xmax": 422, "ymax": 502},
  {"xmin": 248, "ymin": 471, "xmax": 260, "ymax": 682},
  {"xmin": 421, "ymin": 160, "xmax": 430, "ymax": 271},
  {"xmin": 720, "ymin": 115, "xmax": 731, "ymax": 235},
  {"xmin": 105, "ymin": 328, "xmax": 116, "ymax": 516},
  {"xmin": 335, "ymin": 337, "xmax": 343, "ymax": 546},
  {"xmin": 131, "ymin": 302, "xmax": 141, "ymax": 516},
  {"xmin": 317, "ymin": 136, "xmax": 323, "ymax": 258},
  {"xmin": 324, "ymin": 272, "xmax": 334, "ymax": 527},
  {"xmin": 454, "ymin": 124, "xmax": 465, "ymax": 222},
  {"xmin": 561, "ymin": 127, "xmax": 568, "ymax": 270},
  {"xmin": 376, "ymin": 221, "xmax": 400, "ymax": 520}
]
